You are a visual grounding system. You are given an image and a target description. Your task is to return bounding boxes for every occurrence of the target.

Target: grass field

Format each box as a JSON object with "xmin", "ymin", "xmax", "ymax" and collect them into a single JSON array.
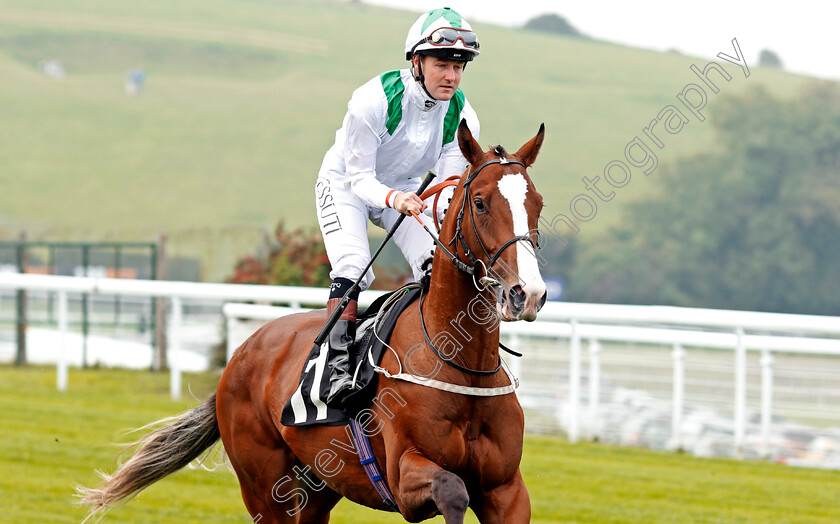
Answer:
[
  {"xmin": 0, "ymin": 0, "xmax": 811, "ymax": 280},
  {"xmin": 2, "ymin": 364, "xmax": 839, "ymax": 523}
]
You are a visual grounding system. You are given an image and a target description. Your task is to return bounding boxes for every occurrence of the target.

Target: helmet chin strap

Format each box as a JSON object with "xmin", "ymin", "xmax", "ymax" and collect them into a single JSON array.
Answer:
[{"xmin": 411, "ymin": 56, "xmax": 438, "ymax": 101}]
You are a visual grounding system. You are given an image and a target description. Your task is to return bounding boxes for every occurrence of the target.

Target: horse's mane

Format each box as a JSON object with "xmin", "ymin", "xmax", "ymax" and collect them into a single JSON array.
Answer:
[
  {"xmin": 419, "ymin": 257, "xmax": 433, "ymax": 292},
  {"xmin": 492, "ymin": 145, "xmax": 507, "ymax": 157}
]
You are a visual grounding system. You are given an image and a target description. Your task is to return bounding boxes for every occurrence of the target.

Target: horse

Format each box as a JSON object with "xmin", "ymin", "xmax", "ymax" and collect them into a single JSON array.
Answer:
[{"xmin": 79, "ymin": 120, "xmax": 547, "ymax": 524}]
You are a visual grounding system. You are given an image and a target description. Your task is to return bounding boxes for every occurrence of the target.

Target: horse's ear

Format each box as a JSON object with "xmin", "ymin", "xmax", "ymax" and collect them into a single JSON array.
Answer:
[
  {"xmin": 513, "ymin": 123, "xmax": 545, "ymax": 168},
  {"xmin": 457, "ymin": 119, "xmax": 483, "ymax": 166}
]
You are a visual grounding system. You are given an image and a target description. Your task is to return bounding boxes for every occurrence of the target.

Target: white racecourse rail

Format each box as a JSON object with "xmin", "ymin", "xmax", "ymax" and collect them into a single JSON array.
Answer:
[{"xmin": 2, "ymin": 273, "xmax": 840, "ymax": 462}]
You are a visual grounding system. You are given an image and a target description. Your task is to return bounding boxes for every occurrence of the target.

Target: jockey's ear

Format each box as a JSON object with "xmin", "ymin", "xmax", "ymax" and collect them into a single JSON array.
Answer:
[
  {"xmin": 457, "ymin": 119, "xmax": 483, "ymax": 166},
  {"xmin": 513, "ymin": 123, "xmax": 545, "ymax": 168}
]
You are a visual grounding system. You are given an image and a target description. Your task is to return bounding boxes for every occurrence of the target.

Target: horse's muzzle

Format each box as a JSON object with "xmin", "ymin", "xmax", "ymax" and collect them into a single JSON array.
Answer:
[{"xmin": 499, "ymin": 282, "xmax": 546, "ymax": 322}]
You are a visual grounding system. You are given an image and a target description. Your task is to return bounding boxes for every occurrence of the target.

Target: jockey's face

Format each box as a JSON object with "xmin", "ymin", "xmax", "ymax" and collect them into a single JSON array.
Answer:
[{"xmin": 416, "ymin": 55, "xmax": 464, "ymax": 100}]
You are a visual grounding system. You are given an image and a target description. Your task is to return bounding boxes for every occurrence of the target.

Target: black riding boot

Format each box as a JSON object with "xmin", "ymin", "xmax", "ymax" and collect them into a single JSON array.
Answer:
[
  {"xmin": 324, "ymin": 291, "xmax": 358, "ymax": 405},
  {"xmin": 326, "ymin": 318, "xmax": 357, "ymax": 404}
]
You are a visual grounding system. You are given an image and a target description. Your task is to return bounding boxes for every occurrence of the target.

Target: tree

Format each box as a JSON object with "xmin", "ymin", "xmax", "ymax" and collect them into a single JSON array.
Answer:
[
  {"xmin": 523, "ymin": 14, "xmax": 585, "ymax": 38},
  {"xmin": 229, "ymin": 222, "xmax": 409, "ymax": 291},
  {"xmin": 229, "ymin": 223, "xmax": 331, "ymax": 287},
  {"xmin": 759, "ymin": 49, "xmax": 783, "ymax": 69},
  {"xmin": 568, "ymin": 82, "xmax": 840, "ymax": 315}
]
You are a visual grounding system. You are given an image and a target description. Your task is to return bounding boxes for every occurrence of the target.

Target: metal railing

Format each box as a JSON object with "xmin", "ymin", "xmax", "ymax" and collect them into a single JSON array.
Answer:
[
  {"xmin": 2, "ymin": 272, "xmax": 839, "ymax": 466},
  {"xmin": 0, "ymin": 273, "xmax": 382, "ymax": 399},
  {"xmin": 224, "ymin": 296, "xmax": 840, "ymax": 463}
]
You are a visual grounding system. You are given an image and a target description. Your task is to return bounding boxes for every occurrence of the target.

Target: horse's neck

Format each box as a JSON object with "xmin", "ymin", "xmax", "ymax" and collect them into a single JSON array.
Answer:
[{"xmin": 422, "ymin": 251, "xmax": 501, "ymax": 373}]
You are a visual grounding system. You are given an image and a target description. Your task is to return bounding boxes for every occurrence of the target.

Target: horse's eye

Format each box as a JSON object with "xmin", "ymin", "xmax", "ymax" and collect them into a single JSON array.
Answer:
[{"xmin": 473, "ymin": 197, "xmax": 486, "ymax": 212}]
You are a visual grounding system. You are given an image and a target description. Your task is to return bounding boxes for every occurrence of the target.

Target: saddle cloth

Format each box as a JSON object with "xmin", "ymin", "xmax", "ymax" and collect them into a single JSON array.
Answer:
[{"xmin": 280, "ymin": 285, "xmax": 421, "ymax": 427}]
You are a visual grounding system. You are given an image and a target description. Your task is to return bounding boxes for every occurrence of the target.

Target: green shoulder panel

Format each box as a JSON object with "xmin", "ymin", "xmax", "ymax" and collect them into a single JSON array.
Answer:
[
  {"xmin": 380, "ymin": 70, "xmax": 405, "ymax": 135},
  {"xmin": 442, "ymin": 88, "xmax": 465, "ymax": 146},
  {"xmin": 380, "ymin": 72, "xmax": 464, "ymax": 144}
]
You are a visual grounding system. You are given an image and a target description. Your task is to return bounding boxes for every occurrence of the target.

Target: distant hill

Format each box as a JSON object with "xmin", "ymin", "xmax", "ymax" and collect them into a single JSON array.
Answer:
[
  {"xmin": 523, "ymin": 13, "xmax": 587, "ymax": 38},
  {"xmin": 0, "ymin": 0, "xmax": 808, "ymax": 280}
]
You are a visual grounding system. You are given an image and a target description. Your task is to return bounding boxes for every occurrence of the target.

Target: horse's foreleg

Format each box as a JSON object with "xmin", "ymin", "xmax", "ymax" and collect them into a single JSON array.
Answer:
[
  {"xmin": 431, "ymin": 470, "xmax": 470, "ymax": 523},
  {"xmin": 396, "ymin": 453, "xmax": 469, "ymax": 524},
  {"xmin": 471, "ymin": 470, "xmax": 531, "ymax": 524}
]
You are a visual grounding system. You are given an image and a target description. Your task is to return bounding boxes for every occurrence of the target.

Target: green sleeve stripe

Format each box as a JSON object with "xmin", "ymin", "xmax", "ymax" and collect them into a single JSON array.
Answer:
[
  {"xmin": 442, "ymin": 88, "xmax": 465, "ymax": 145},
  {"xmin": 380, "ymin": 70, "xmax": 405, "ymax": 135}
]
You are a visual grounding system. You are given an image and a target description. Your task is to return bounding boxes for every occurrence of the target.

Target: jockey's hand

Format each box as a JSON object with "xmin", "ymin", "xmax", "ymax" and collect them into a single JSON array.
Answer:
[{"xmin": 393, "ymin": 191, "xmax": 428, "ymax": 216}]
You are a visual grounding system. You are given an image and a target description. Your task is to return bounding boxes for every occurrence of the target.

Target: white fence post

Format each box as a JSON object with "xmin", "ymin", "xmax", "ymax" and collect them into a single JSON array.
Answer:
[
  {"xmin": 508, "ymin": 333, "xmax": 522, "ymax": 385},
  {"xmin": 169, "ymin": 296, "xmax": 182, "ymax": 401},
  {"xmin": 734, "ymin": 327, "xmax": 747, "ymax": 458},
  {"xmin": 226, "ymin": 314, "xmax": 238, "ymax": 364},
  {"xmin": 671, "ymin": 344, "xmax": 685, "ymax": 450},
  {"xmin": 57, "ymin": 290, "xmax": 69, "ymax": 392},
  {"xmin": 568, "ymin": 319, "xmax": 581, "ymax": 443},
  {"xmin": 587, "ymin": 338, "xmax": 601, "ymax": 441},
  {"xmin": 760, "ymin": 349, "xmax": 774, "ymax": 458}
]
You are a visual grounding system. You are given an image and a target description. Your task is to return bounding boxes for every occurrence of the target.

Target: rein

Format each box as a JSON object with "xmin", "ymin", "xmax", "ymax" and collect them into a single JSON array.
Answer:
[
  {"xmin": 420, "ymin": 158, "xmax": 538, "ymax": 279},
  {"xmin": 411, "ymin": 157, "xmax": 536, "ymax": 375},
  {"xmin": 368, "ymin": 284, "xmax": 518, "ymax": 395},
  {"xmin": 418, "ymin": 286, "xmax": 502, "ymax": 375}
]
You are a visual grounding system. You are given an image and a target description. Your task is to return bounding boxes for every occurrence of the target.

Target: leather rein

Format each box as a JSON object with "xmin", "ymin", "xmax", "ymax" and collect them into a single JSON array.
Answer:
[{"xmin": 418, "ymin": 157, "xmax": 539, "ymax": 375}]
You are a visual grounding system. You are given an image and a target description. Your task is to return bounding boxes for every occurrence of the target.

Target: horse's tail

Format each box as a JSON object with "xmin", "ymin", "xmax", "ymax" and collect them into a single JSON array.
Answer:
[{"xmin": 77, "ymin": 393, "xmax": 220, "ymax": 522}]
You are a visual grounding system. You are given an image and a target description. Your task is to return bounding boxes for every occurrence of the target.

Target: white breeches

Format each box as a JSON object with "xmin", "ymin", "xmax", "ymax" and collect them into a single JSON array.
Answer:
[{"xmin": 316, "ymin": 177, "xmax": 442, "ymax": 291}]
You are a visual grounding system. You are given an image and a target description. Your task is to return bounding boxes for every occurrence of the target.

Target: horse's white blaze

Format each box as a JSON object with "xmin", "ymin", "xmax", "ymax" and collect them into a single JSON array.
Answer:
[{"xmin": 497, "ymin": 173, "xmax": 546, "ymax": 319}]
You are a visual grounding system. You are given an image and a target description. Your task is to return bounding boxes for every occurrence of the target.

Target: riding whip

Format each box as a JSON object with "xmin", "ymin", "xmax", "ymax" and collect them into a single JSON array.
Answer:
[{"xmin": 312, "ymin": 171, "xmax": 437, "ymax": 347}]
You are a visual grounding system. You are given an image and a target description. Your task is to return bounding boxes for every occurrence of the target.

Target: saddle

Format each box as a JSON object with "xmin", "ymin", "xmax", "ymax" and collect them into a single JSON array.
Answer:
[{"xmin": 280, "ymin": 284, "xmax": 421, "ymax": 427}]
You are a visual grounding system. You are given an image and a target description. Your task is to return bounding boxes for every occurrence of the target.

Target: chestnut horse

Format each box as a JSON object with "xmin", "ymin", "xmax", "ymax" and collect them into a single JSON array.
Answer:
[{"xmin": 80, "ymin": 120, "xmax": 546, "ymax": 523}]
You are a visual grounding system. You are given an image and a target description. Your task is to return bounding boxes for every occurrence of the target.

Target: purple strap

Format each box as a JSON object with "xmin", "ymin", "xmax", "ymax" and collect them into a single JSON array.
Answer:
[{"xmin": 349, "ymin": 418, "xmax": 399, "ymax": 512}]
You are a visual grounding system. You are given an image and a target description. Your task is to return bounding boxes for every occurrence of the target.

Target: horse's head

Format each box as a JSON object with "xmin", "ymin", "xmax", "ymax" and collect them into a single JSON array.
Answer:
[{"xmin": 447, "ymin": 119, "xmax": 547, "ymax": 322}]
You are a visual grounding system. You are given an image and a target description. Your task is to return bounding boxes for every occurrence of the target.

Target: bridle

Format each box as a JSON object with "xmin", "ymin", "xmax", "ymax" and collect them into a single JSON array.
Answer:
[
  {"xmin": 433, "ymin": 157, "xmax": 540, "ymax": 280},
  {"xmin": 418, "ymin": 156, "xmax": 541, "ymax": 375}
]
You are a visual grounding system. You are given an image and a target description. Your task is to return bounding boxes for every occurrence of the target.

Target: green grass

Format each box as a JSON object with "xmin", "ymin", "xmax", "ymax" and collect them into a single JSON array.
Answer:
[
  {"xmin": 0, "ymin": 0, "xmax": 812, "ymax": 280},
  {"xmin": 2, "ymin": 364, "xmax": 839, "ymax": 523}
]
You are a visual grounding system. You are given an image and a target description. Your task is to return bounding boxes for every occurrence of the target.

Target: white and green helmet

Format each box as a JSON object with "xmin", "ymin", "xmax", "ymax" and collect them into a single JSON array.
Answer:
[{"xmin": 404, "ymin": 7, "xmax": 480, "ymax": 62}]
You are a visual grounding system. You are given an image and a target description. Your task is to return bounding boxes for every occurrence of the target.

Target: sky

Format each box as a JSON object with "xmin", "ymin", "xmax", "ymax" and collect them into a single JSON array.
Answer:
[{"xmin": 362, "ymin": 0, "xmax": 840, "ymax": 81}]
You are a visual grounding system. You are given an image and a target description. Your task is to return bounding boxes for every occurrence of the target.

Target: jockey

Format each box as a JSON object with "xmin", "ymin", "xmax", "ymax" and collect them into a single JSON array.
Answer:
[{"xmin": 316, "ymin": 7, "xmax": 481, "ymax": 403}]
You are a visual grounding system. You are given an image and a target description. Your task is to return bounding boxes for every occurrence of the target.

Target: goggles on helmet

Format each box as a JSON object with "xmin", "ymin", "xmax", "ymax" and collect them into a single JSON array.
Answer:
[{"xmin": 418, "ymin": 27, "xmax": 479, "ymax": 51}]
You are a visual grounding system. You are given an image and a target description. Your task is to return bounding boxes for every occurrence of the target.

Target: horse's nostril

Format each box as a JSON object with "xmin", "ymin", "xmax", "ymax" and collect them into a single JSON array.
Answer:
[
  {"xmin": 509, "ymin": 285, "xmax": 526, "ymax": 310},
  {"xmin": 538, "ymin": 291, "xmax": 547, "ymax": 310}
]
